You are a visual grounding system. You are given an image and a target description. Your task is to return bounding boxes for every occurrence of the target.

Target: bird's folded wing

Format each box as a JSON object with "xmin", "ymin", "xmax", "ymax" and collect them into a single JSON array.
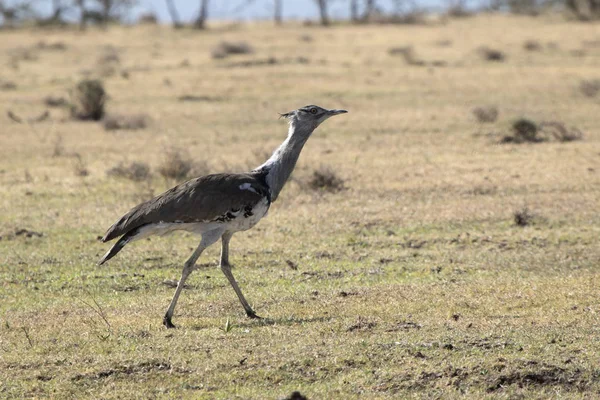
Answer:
[{"xmin": 102, "ymin": 173, "xmax": 268, "ymax": 242}]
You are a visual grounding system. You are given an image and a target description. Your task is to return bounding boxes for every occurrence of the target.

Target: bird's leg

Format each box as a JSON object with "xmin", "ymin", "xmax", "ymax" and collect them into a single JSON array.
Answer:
[
  {"xmin": 163, "ymin": 241, "xmax": 206, "ymax": 329},
  {"xmin": 220, "ymin": 232, "xmax": 261, "ymax": 319}
]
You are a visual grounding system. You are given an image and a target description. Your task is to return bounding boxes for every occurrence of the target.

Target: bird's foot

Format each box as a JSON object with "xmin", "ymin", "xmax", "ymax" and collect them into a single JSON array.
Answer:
[
  {"xmin": 163, "ymin": 314, "xmax": 176, "ymax": 329},
  {"xmin": 246, "ymin": 310, "xmax": 262, "ymax": 319}
]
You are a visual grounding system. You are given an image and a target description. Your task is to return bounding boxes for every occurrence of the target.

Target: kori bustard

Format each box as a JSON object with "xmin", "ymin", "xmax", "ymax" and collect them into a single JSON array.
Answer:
[{"xmin": 99, "ymin": 105, "xmax": 347, "ymax": 328}]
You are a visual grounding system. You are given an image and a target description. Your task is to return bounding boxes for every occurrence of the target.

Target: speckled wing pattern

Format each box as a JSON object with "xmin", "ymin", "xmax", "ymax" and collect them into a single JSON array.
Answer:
[{"xmin": 102, "ymin": 172, "xmax": 270, "ymax": 242}]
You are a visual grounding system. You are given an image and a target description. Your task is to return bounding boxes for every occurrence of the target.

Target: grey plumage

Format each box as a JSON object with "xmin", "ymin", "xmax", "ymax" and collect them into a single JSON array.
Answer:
[{"xmin": 99, "ymin": 105, "xmax": 347, "ymax": 328}]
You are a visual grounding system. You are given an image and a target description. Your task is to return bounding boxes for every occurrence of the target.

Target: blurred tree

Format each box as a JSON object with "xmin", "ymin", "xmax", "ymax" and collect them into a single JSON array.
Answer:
[
  {"xmin": 350, "ymin": 0, "xmax": 358, "ymax": 21},
  {"xmin": 274, "ymin": 0, "xmax": 282, "ymax": 24},
  {"xmin": 194, "ymin": 0, "xmax": 209, "ymax": 29},
  {"xmin": 315, "ymin": 0, "xmax": 329, "ymax": 25},
  {"xmin": 0, "ymin": 0, "xmax": 34, "ymax": 28},
  {"xmin": 565, "ymin": 0, "xmax": 600, "ymax": 19},
  {"xmin": 165, "ymin": 0, "xmax": 182, "ymax": 28},
  {"xmin": 363, "ymin": 0, "xmax": 376, "ymax": 20}
]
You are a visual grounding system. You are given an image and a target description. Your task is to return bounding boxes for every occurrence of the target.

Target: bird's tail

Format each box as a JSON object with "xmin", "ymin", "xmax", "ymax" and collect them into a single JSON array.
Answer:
[{"xmin": 98, "ymin": 227, "xmax": 141, "ymax": 265}]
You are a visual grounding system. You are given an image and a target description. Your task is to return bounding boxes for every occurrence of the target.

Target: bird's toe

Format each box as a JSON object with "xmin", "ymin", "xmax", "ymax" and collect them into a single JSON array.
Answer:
[{"xmin": 163, "ymin": 315, "xmax": 176, "ymax": 329}]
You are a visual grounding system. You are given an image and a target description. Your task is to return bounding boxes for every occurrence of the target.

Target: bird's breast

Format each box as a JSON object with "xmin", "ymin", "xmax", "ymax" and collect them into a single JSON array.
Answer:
[{"xmin": 221, "ymin": 196, "xmax": 270, "ymax": 233}]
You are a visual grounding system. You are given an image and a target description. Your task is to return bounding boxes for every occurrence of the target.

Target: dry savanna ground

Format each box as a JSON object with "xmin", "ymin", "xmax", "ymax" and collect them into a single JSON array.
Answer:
[{"xmin": 1, "ymin": 14, "xmax": 600, "ymax": 399}]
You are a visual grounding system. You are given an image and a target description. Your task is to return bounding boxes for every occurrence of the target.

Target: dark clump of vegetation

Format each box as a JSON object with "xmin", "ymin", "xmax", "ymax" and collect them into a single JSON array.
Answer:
[
  {"xmin": 107, "ymin": 162, "xmax": 151, "ymax": 182},
  {"xmin": 102, "ymin": 114, "xmax": 149, "ymax": 131},
  {"xmin": 523, "ymin": 40, "xmax": 542, "ymax": 52},
  {"xmin": 472, "ymin": 106, "xmax": 499, "ymax": 123},
  {"xmin": 70, "ymin": 79, "xmax": 106, "ymax": 121},
  {"xmin": 513, "ymin": 206, "xmax": 534, "ymax": 227},
  {"xmin": 307, "ymin": 166, "xmax": 345, "ymax": 192},
  {"xmin": 579, "ymin": 79, "xmax": 600, "ymax": 97},
  {"xmin": 44, "ymin": 96, "xmax": 68, "ymax": 107},
  {"xmin": 502, "ymin": 118, "xmax": 583, "ymax": 144},
  {"xmin": 478, "ymin": 46, "xmax": 506, "ymax": 62},
  {"xmin": 211, "ymin": 41, "xmax": 254, "ymax": 59},
  {"xmin": 388, "ymin": 46, "xmax": 425, "ymax": 66},
  {"xmin": 502, "ymin": 118, "xmax": 540, "ymax": 143}
]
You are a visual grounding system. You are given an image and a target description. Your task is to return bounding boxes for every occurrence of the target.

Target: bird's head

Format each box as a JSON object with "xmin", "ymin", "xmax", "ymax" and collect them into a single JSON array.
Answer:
[{"xmin": 280, "ymin": 105, "xmax": 347, "ymax": 131}]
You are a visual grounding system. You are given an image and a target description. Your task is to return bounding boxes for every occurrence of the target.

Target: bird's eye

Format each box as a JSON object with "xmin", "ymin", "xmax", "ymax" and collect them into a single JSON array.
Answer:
[{"xmin": 310, "ymin": 108, "xmax": 318, "ymax": 114}]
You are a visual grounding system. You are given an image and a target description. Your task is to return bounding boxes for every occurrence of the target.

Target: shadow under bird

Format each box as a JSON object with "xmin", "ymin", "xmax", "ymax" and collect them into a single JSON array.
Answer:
[{"xmin": 99, "ymin": 105, "xmax": 348, "ymax": 328}]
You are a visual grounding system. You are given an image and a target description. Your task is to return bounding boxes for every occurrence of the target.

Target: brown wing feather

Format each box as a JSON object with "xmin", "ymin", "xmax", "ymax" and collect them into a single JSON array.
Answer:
[{"xmin": 102, "ymin": 173, "xmax": 269, "ymax": 242}]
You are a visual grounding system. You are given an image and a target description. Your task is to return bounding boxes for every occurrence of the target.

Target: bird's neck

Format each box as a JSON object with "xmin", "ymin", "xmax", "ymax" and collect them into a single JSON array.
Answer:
[{"xmin": 255, "ymin": 120, "xmax": 314, "ymax": 202}]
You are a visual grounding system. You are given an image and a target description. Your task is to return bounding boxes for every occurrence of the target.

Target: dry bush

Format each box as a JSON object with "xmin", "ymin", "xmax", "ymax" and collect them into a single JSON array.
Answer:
[
  {"xmin": 472, "ymin": 106, "xmax": 499, "ymax": 123},
  {"xmin": 539, "ymin": 121, "xmax": 583, "ymax": 142},
  {"xmin": 107, "ymin": 162, "xmax": 151, "ymax": 182},
  {"xmin": 579, "ymin": 79, "xmax": 600, "ymax": 97},
  {"xmin": 35, "ymin": 41, "xmax": 67, "ymax": 51},
  {"xmin": 211, "ymin": 41, "xmax": 254, "ymax": 59},
  {"xmin": 298, "ymin": 34, "xmax": 313, "ymax": 42},
  {"xmin": 52, "ymin": 135, "xmax": 65, "ymax": 157},
  {"xmin": 44, "ymin": 96, "xmax": 68, "ymax": 107},
  {"xmin": 478, "ymin": 46, "xmax": 506, "ymax": 62},
  {"xmin": 70, "ymin": 79, "xmax": 106, "ymax": 121},
  {"xmin": 307, "ymin": 166, "xmax": 345, "ymax": 192},
  {"xmin": 388, "ymin": 46, "xmax": 425, "ymax": 66},
  {"xmin": 0, "ymin": 80, "xmax": 17, "ymax": 91},
  {"xmin": 506, "ymin": 118, "xmax": 540, "ymax": 143},
  {"xmin": 513, "ymin": 206, "xmax": 534, "ymax": 227},
  {"xmin": 523, "ymin": 40, "xmax": 542, "ymax": 52},
  {"xmin": 73, "ymin": 154, "xmax": 89, "ymax": 177},
  {"xmin": 102, "ymin": 114, "xmax": 149, "ymax": 131},
  {"xmin": 158, "ymin": 150, "xmax": 210, "ymax": 181}
]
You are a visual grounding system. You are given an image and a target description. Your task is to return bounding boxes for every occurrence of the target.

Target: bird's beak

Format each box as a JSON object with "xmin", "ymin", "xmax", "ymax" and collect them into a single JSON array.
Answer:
[{"xmin": 327, "ymin": 109, "xmax": 348, "ymax": 116}]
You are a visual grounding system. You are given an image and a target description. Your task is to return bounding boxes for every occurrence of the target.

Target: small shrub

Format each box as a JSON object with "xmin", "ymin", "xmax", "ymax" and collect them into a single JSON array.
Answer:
[
  {"xmin": 102, "ymin": 114, "xmax": 149, "ymax": 131},
  {"xmin": 472, "ymin": 106, "xmax": 499, "ymax": 123},
  {"xmin": 298, "ymin": 34, "xmax": 313, "ymax": 42},
  {"xmin": 158, "ymin": 150, "xmax": 192, "ymax": 181},
  {"xmin": 502, "ymin": 118, "xmax": 540, "ymax": 143},
  {"xmin": 107, "ymin": 162, "xmax": 151, "ymax": 182},
  {"xmin": 540, "ymin": 121, "xmax": 583, "ymax": 142},
  {"xmin": 388, "ymin": 46, "xmax": 425, "ymax": 66},
  {"xmin": 44, "ymin": 96, "xmax": 68, "ymax": 107},
  {"xmin": 513, "ymin": 206, "xmax": 533, "ymax": 227},
  {"xmin": 158, "ymin": 150, "xmax": 209, "ymax": 181},
  {"xmin": 73, "ymin": 154, "xmax": 89, "ymax": 177},
  {"xmin": 211, "ymin": 41, "xmax": 254, "ymax": 59},
  {"xmin": 523, "ymin": 40, "xmax": 542, "ymax": 52},
  {"xmin": 70, "ymin": 79, "xmax": 106, "ymax": 121},
  {"xmin": 0, "ymin": 80, "xmax": 17, "ymax": 91},
  {"xmin": 478, "ymin": 46, "xmax": 506, "ymax": 62},
  {"xmin": 52, "ymin": 135, "xmax": 65, "ymax": 157},
  {"xmin": 36, "ymin": 41, "xmax": 67, "ymax": 51},
  {"xmin": 579, "ymin": 79, "xmax": 600, "ymax": 97},
  {"xmin": 307, "ymin": 166, "xmax": 345, "ymax": 192}
]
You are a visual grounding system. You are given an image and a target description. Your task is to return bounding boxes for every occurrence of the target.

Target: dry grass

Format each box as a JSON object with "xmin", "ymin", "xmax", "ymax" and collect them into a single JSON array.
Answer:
[
  {"xmin": 107, "ymin": 161, "xmax": 152, "ymax": 182},
  {"xmin": 211, "ymin": 41, "xmax": 254, "ymax": 59},
  {"xmin": 1, "ymin": 15, "xmax": 600, "ymax": 399},
  {"xmin": 102, "ymin": 113, "xmax": 149, "ymax": 131}
]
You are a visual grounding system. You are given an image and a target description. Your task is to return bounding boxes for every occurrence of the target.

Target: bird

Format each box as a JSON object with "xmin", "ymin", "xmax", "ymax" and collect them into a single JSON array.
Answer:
[{"xmin": 99, "ymin": 105, "xmax": 348, "ymax": 328}]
